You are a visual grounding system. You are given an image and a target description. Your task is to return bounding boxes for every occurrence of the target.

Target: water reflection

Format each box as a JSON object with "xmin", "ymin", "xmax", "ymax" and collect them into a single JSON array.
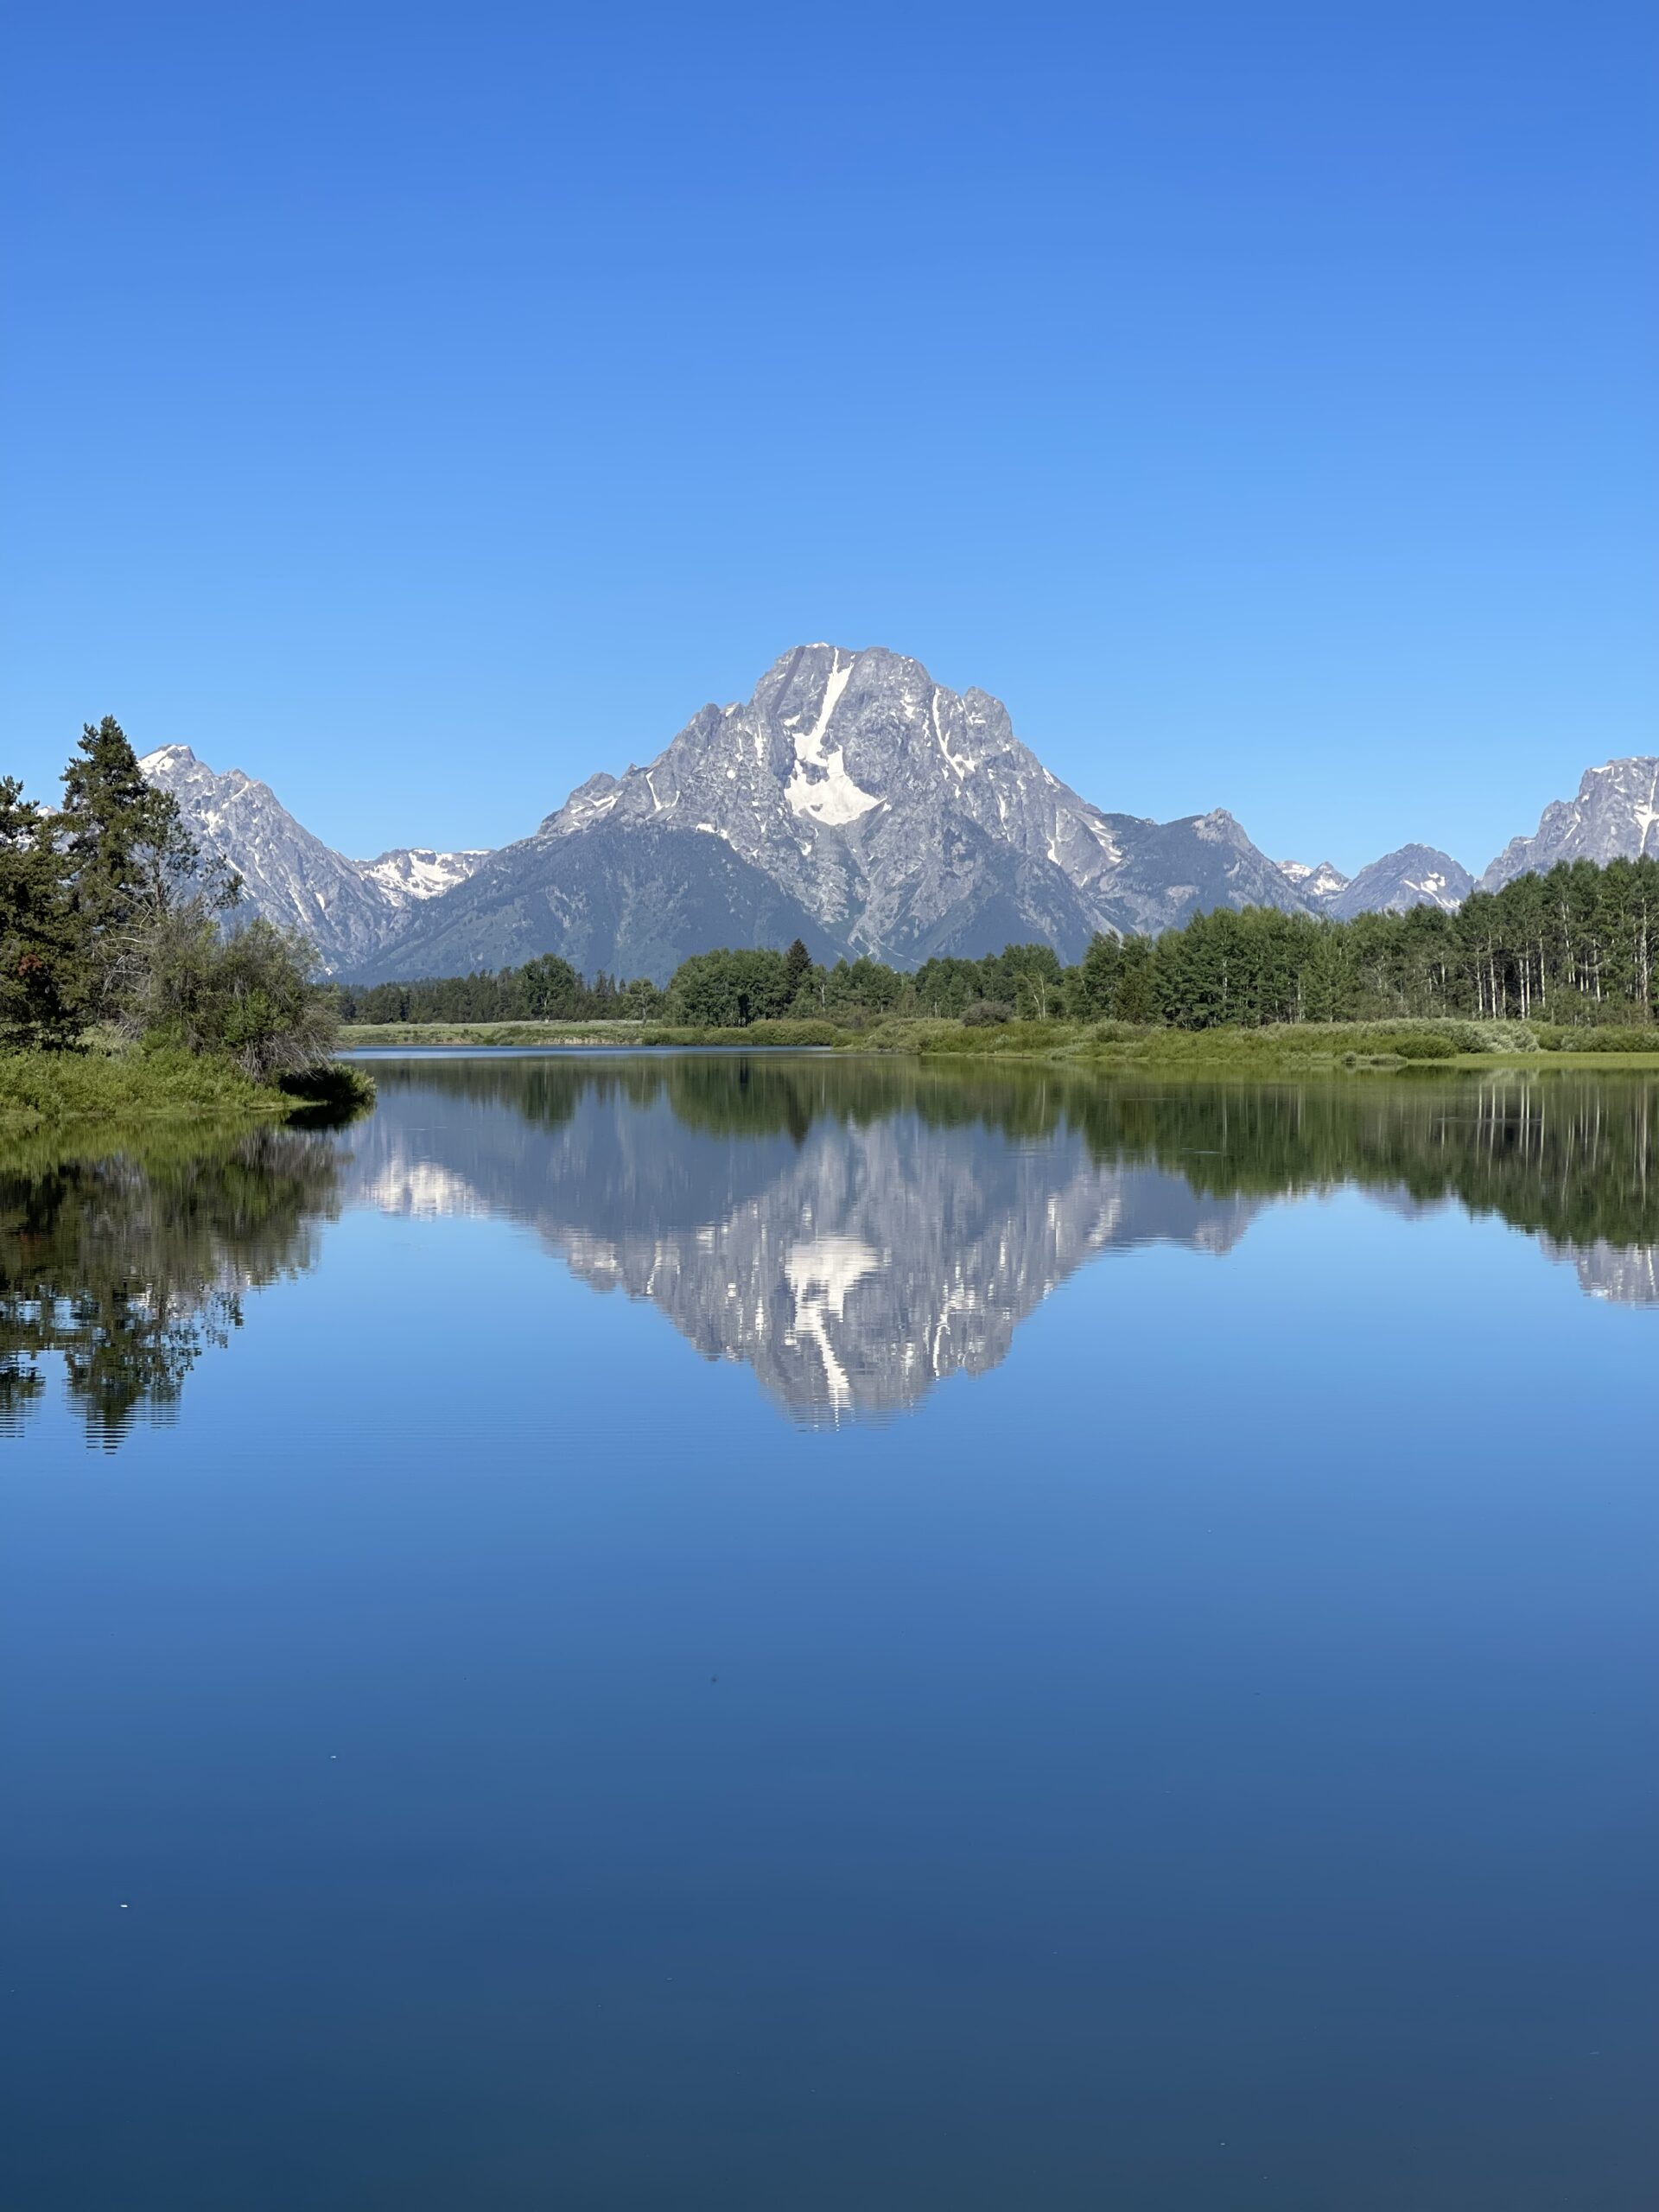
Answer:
[
  {"xmin": 0, "ymin": 1127, "xmax": 342, "ymax": 1447},
  {"xmin": 7, "ymin": 1058, "xmax": 1657, "ymax": 1442},
  {"xmin": 352, "ymin": 1057, "xmax": 1659, "ymax": 1421}
]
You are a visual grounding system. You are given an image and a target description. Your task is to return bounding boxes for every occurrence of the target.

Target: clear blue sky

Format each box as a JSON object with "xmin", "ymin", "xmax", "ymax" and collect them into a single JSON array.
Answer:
[{"xmin": 4, "ymin": 1, "xmax": 1654, "ymax": 874}]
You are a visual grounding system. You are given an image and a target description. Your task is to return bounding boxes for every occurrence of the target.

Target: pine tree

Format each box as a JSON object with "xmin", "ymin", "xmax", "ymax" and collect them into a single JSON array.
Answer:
[
  {"xmin": 58, "ymin": 716, "xmax": 218, "ymax": 1018},
  {"xmin": 0, "ymin": 777, "xmax": 83, "ymax": 1046},
  {"xmin": 782, "ymin": 936, "xmax": 813, "ymax": 1007}
]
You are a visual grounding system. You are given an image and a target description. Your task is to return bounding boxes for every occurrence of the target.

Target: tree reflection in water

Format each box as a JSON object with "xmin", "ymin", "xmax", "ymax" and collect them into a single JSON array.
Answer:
[
  {"xmin": 353, "ymin": 1058, "xmax": 1659, "ymax": 1422},
  {"xmin": 8, "ymin": 1060, "xmax": 1658, "ymax": 1442},
  {"xmin": 0, "ymin": 1126, "xmax": 343, "ymax": 1447}
]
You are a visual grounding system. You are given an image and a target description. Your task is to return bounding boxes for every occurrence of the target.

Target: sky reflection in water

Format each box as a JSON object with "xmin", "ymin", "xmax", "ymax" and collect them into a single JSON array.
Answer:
[
  {"xmin": 5, "ymin": 1052, "xmax": 1658, "ymax": 1439},
  {"xmin": 3, "ymin": 1056, "xmax": 1658, "ymax": 2209}
]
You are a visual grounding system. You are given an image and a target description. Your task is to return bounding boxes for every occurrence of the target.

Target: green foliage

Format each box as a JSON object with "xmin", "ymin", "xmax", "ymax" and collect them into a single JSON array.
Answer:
[
  {"xmin": 962, "ymin": 999, "xmax": 1014, "ymax": 1026},
  {"xmin": 0, "ymin": 1122, "xmax": 340, "ymax": 1442},
  {"xmin": 1533, "ymin": 1024, "xmax": 1659, "ymax": 1053},
  {"xmin": 57, "ymin": 715, "xmax": 237, "ymax": 1021},
  {"xmin": 0, "ymin": 1046, "xmax": 289, "ymax": 1129},
  {"xmin": 1131, "ymin": 861, "xmax": 1659, "ymax": 1029},
  {"xmin": 0, "ymin": 777, "xmax": 83, "ymax": 1046},
  {"xmin": 275, "ymin": 1062, "xmax": 378, "ymax": 1118},
  {"xmin": 664, "ymin": 947, "xmax": 797, "ymax": 1027},
  {"xmin": 338, "ymin": 961, "xmax": 665, "ymax": 1026},
  {"xmin": 782, "ymin": 937, "xmax": 813, "ymax": 1004},
  {"xmin": 0, "ymin": 714, "xmax": 348, "ymax": 1086},
  {"xmin": 1386, "ymin": 1030, "xmax": 1459, "ymax": 1059},
  {"xmin": 126, "ymin": 908, "xmax": 340, "ymax": 1078},
  {"xmin": 329, "ymin": 854, "xmax": 1659, "ymax": 1052}
]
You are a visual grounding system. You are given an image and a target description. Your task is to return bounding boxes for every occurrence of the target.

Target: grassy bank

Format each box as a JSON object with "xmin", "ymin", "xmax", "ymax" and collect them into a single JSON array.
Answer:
[
  {"xmin": 341, "ymin": 1013, "xmax": 1659, "ymax": 1071},
  {"xmin": 340, "ymin": 1016, "xmax": 854, "ymax": 1048},
  {"xmin": 0, "ymin": 1047, "xmax": 377, "ymax": 1132},
  {"xmin": 854, "ymin": 1014, "xmax": 1659, "ymax": 1071},
  {"xmin": 341, "ymin": 1019, "xmax": 652, "ymax": 1047}
]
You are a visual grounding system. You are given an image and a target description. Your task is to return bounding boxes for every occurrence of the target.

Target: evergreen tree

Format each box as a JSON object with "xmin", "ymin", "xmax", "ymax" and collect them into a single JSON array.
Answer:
[
  {"xmin": 58, "ymin": 716, "xmax": 232, "ymax": 1018},
  {"xmin": 782, "ymin": 936, "xmax": 813, "ymax": 1007},
  {"xmin": 0, "ymin": 777, "xmax": 83, "ymax": 1046}
]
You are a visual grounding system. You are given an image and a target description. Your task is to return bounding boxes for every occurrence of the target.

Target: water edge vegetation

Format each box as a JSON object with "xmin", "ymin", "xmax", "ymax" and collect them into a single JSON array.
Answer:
[{"xmin": 2, "ymin": 717, "xmax": 371, "ymax": 1127}]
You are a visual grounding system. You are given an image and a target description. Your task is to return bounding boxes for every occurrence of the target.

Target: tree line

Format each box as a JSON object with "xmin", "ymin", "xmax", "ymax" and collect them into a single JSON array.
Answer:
[
  {"xmin": 345, "ymin": 859, "xmax": 1659, "ymax": 1032},
  {"xmin": 340, "ymin": 938, "xmax": 1077, "ymax": 1027},
  {"xmin": 1, "ymin": 718, "xmax": 336, "ymax": 1073},
  {"xmin": 338, "ymin": 956, "xmax": 665, "ymax": 1027}
]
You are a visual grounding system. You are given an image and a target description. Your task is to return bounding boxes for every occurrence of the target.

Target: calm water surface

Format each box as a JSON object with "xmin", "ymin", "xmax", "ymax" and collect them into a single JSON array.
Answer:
[{"xmin": 4, "ymin": 1053, "xmax": 1657, "ymax": 2208}]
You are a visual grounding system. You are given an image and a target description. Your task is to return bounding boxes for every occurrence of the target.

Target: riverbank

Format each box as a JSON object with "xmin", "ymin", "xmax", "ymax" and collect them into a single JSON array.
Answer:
[
  {"xmin": 0, "ymin": 1048, "xmax": 377, "ymax": 1132},
  {"xmin": 340, "ymin": 1014, "xmax": 1659, "ymax": 1071}
]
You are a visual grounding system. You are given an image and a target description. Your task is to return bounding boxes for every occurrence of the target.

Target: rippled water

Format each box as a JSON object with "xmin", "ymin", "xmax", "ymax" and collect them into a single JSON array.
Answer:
[{"xmin": 4, "ymin": 1053, "xmax": 1657, "ymax": 2206}]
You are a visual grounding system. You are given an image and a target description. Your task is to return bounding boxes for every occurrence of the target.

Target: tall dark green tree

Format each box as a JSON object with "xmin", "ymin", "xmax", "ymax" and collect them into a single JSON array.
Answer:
[
  {"xmin": 782, "ymin": 936, "xmax": 813, "ymax": 1007},
  {"xmin": 0, "ymin": 777, "xmax": 83, "ymax": 1046},
  {"xmin": 58, "ymin": 715, "xmax": 234, "ymax": 1019}
]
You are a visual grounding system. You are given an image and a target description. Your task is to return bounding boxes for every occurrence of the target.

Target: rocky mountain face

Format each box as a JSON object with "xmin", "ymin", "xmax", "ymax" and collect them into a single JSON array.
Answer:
[
  {"xmin": 139, "ymin": 745, "xmax": 488, "ymax": 971},
  {"xmin": 1324, "ymin": 844, "xmax": 1474, "ymax": 920},
  {"xmin": 358, "ymin": 846, "xmax": 490, "ymax": 902},
  {"xmin": 1481, "ymin": 759, "xmax": 1659, "ymax": 892},
  {"xmin": 363, "ymin": 645, "xmax": 1308, "ymax": 981},
  {"xmin": 1275, "ymin": 858, "xmax": 1349, "ymax": 903},
  {"xmin": 138, "ymin": 652, "xmax": 1653, "ymax": 982}
]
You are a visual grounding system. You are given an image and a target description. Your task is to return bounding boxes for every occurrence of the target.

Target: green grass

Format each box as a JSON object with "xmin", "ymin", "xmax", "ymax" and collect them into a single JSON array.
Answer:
[
  {"xmin": 0, "ymin": 1046, "xmax": 375, "ymax": 1131},
  {"xmin": 338, "ymin": 1012, "xmax": 1659, "ymax": 1072},
  {"xmin": 340, "ymin": 1015, "xmax": 850, "ymax": 1049},
  {"xmin": 341, "ymin": 1019, "xmax": 652, "ymax": 1047}
]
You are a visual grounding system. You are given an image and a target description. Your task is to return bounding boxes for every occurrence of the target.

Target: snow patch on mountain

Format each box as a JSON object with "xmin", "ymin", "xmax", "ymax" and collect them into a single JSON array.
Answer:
[
  {"xmin": 1325, "ymin": 845, "xmax": 1472, "ymax": 919},
  {"xmin": 358, "ymin": 847, "xmax": 490, "ymax": 902},
  {"xmin": 1275, "ymin": 858, "xmax": 1349, "ymax": 904},
  {"xmin": 1483, "ymin": 758, "xmax": 1659, "ymax": 890},
  {"xmin": 783, "ymin": 652, "xmax": 878, "ymax": 825},
  {"xmin": 140, "ymin": 744, "xmax": 493, "ymax": 970}
]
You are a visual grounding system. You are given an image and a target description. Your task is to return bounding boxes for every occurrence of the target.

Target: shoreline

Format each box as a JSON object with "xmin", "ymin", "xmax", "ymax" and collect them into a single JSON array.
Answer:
[
  {"xmin": 0, "ymin": 1050, "xmax": 374, "ymax": 1135},
  {"xmin": 336, "ymin": 1016, "xmax": 1659, "ymax": 1074}
]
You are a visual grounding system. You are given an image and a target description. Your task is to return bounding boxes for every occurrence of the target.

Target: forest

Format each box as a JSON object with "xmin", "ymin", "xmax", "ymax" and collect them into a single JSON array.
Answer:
[{"xmin": 340, "ymin": 855, "xmax": 1659, "ymax": 1033}]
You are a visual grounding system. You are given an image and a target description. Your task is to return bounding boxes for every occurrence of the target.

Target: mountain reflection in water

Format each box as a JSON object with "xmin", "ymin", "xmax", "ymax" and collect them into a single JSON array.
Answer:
[
  {"xmin": 6, "ymin": 1055, "xmax": 1658, "ymax": 1442},
  {"xmin": 351, "ymin": 1056, "xmax": 1659, "ymax": 1422}
]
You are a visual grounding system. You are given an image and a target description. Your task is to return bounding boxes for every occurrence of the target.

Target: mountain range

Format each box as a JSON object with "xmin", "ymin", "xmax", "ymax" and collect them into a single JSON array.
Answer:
[{"xmin": 139, "ymin": 645, "xmax": 1656, "ymax": 981}]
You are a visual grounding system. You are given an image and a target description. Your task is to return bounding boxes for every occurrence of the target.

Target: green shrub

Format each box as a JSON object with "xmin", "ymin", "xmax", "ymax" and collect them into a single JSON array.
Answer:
[
  {"xmin": 1387, "ymin": 1030, "xmax": 1459, "ymax": 1059},
  {"xmin": 1535, "ymin": 1024, "xmax": 1659, "ymax": 1054},
  {"xmin": 734, "ymin": 1018, "xmax": 844, "ymax": 1046},
  {"xmin": 276, "ymin": 1062, "xmax": 378, "ymax": 1122},
  {"xmin": 961, "ymin": 999, "xmax": 1014, "ymax": 1027},
  {"xmin": 0, "ymin": 1045, "xmax": 286, "ymax": 1128},
  {"xmin": 128, "ymin": 908, "xmax": 340, "ymax": 1077}
]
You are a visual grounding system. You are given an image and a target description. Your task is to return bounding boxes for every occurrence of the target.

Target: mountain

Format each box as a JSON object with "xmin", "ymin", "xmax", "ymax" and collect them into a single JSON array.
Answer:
[
  {"xmin": 1275, "ymin": 858, "xmax": 1348, "ymax": 904},
  {"xmin": 139, "ymin": 745, "xmax": 489, "ymax": 971},
  {"xmin": 151, "ymin": 654, "xmax": 1658, "ymax": 982},
  {"xmin": 1324, "ymin": 844, "xmax": 1473, "ymax": 919},
  {"xmin": 1481, "ymin": 759, "xmax": 1659, "ymax": 892},
  {"xmin": 358, "ymin": 846, "xmax": 490, "ymax": 901},
  {"xmin": 363, "ymin": 645, "xmax": 1306, "ymax": 981}
]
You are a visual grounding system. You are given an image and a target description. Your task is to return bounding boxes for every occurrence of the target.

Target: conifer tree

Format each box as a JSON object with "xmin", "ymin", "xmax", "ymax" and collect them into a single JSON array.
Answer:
[{"xmin": 0, "ymin": 777, "xmax": 82, "ymax": 1046}]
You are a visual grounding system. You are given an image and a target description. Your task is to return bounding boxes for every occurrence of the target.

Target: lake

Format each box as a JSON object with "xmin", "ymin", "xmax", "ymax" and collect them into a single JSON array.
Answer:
[{"xmin": 4, "ymin": 1052, "xmax": 1657, "ymax": 2208}]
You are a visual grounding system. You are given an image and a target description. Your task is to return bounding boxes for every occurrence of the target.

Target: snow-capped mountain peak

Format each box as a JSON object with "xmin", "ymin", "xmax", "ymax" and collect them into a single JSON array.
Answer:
[
  {"xmin": 493, "ymin": 644, "xmax": 1308, "ymax": 980},
  {"xmin": 140, "ymin": 745, "xmax": 493, "ymax": 969},
  {"xmin": 1275, "ymin": 857, "xmax": 1349, "ymax": 903},
  {"xmin": 357, "ymin": 848, "xmax": 491, "ymax": 903},
  {"xmin": 1325, "ymin": 844, "xmax": 1473, "ymax": 918},
  {"xmin": 137, "ymin": 654, "xmax": 1651, "ymax": 985}
]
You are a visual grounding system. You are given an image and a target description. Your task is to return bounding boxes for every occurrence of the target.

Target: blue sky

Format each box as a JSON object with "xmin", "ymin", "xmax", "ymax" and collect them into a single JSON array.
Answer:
[{"xmin": 4, "ymin": 1, "xmax": 1654, "ymax": 874}]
